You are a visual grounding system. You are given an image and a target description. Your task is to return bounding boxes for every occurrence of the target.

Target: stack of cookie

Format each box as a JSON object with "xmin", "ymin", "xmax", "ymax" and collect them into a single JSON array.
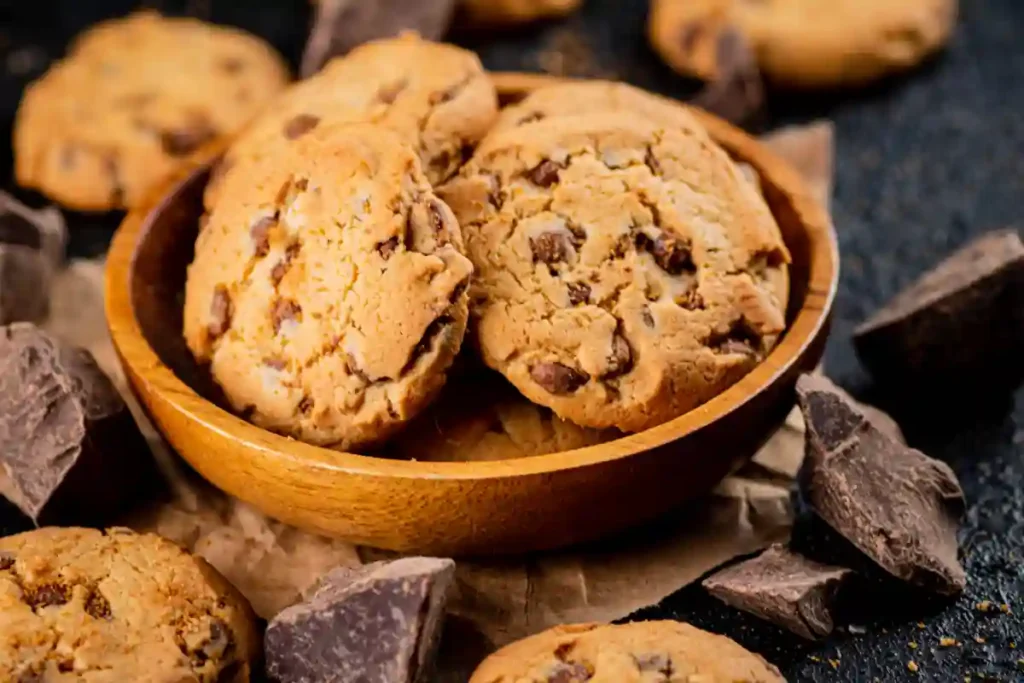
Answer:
[{"xmin": 184, "ymin": 36, "xmax": 791, "ymax": 453}]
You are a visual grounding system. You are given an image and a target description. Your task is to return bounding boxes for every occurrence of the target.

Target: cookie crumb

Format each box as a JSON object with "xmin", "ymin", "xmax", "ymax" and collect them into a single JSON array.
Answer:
[
  {"xmin": 909, "ymin": 641, "xmax": 918, "ymax": 649},
  {"xmin": 974, "ymin": 636, "xmax": 986, "ymax": 644},
  {"xmin": 907, "ymin": 660, "xmax": 919, "ymax": 673},
  {"xmin": 827, "ymin": 658, "xmax": 839, "ymax": 670},
  {"xmin": 939, "ymin": 637, "xmax": 958, "ymax": 647},
  {"xmin": 976, "ymin": 600, "xmax": 992, "ymax": 612}
]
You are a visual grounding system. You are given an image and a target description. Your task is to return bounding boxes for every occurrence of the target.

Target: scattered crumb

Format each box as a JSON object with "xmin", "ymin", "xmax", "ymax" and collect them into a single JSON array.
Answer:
[
  {"xmin": 907, "ymin": 660, "xmax": 919, "ymax": 673},
  {"xmin": 939, "ymin": 637, "xmax": 959, "ymax": 647},
  {"xmin": 1011, "ymin": 641, "xmax": 1017, "ymax": 649},
  {"xmin": 809, "ymin": 655, "xmax": 821, "ymax": 663},
  {"xmin": 847, "ymin": 624, "xmax": 867, "ymax": 635},
  {"xmin": 1018, "ymin": 658, "xmax": 1024, "ymax": 670},
  {"xmin": 976, "ymin": 600, "xmax": 992, "ymax": 612},
  {"xmin": 828, "ymin": 659, "xmax": 839, "ymax": 670},
  {"xmin": 909, "ymin": 641, "xmax": 919, "ymax": 649},
  {"xmin": 999, "ymin": 603, "xmax": 1011, "ymax": 614},
  {"xmin": 975, "ymin": 636, "xmax": 986, "ymax": 644},
  {"xmin": 917, "ymin": 621, "xmax": 926, "ymax": 629}
]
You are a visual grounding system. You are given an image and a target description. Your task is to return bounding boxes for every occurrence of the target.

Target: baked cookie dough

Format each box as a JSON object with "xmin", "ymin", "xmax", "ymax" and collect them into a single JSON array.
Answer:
[
  {"xmin": 13, "ymin": 11, "xmax": 289, "ymax": 211},
  {"xmin": 470, "ymin": 621, "xmax": 785, "ymax": 682},
  {"xmin": 648, "ymin": 0, "xmax": 958, "ymax": 89},
  {"xmin": 0, "ymin": 527, "xmax": 259, "ymax": 683},
  {"xmin": 217, "ymin": 33, "xmax": 497, "ymax": 194},
  {"xmin": 439, "ymin": 112, "xmax": 789, "ymax": 432},
  {"xmin": 459, "ymin": 0, "xmax": 582, "ymax": 26},
  {"xmin": 184, "ymin": 122, "xmax": 473, "ymax": 450}
]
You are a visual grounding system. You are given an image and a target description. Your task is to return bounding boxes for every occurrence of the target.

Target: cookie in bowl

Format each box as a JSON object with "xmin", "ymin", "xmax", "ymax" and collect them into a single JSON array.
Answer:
[
  {"xmin": 439, "ymin": 112, "xmax": 789, "ymax": 432},
  {"xmin": 184, "ymin": 122, "xmax": 473, "ymax": 450},
  {"xmin": 14, "ymin": 11, "xmax": 289, "ymax": 211}
]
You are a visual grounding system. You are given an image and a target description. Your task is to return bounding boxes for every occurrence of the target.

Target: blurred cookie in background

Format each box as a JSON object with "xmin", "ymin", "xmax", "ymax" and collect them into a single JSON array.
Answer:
[
  {"xmin": 459, "ymin": 0, "xmax": 583, "ymax": 27},
  {"xmin": 649, "ymin": 0, "xmax": 957, "ymax": 89}
]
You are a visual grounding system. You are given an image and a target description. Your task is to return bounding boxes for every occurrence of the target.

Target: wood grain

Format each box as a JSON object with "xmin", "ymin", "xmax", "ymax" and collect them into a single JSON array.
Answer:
[{"xmin": 105, "ymin": 73, "xmax": 838, "ymax": 555}]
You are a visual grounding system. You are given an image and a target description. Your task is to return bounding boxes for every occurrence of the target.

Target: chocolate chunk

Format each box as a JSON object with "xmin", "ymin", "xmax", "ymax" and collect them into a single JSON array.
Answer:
[
  {"xmin": 271, "ymin": 244, "xmax": 301, "ymax": 285},
  {"xmin": 27, "ymin": 582, "xmax": 69, "ymax": 609},
  {"xmin": 208, "ymin": 286, "xmax": 233, "ymax": 339},
  {"xmin": 0, "ymin": 324, "xmax": 157, "ymax": 526},
  {"xmin": 0, "ymin": 552, "xmax": 13, "ymax": 571},
  {"xmin": 566, "ymin": 281, "xmax": 590, "ymax": 305},
  {"xmin": 531, "ymin": 232, "xmax": 574, "ymax": 265},
  {"xmin": 690, "ymin": 27, "xmax": 764, "ymax": 126},
  {"xmin": 250, "ymin": 215, "xmax": 276, "ymax": 256},
  {"xmin": 636, "ymin": 232, "xmax": 695, "ymax": 275},
  {"xmin": 604, "ymin": 333, "xmax": 633, "ymax": 377},
  {"xmin": 377, "ymin": 236, "xmax": 400, "ymax": 260},
  {"xmin": 265, "ymin": 557, "xmax": 455, "ymax": 683},
  {"xmin": 853, "ymin": 230, "xmax": 1024, "ymax": 393},
  {"xmin": 703, "ymin": 544, "xmax": 853, "ymax": 640},
  {"xmin": 0, "ymin": 192, "xmax": 66, "ymax": 325},
  {"xmin": 271, "ymin": 299, "xmax": 302, "ymax": 334},
  {"xmin": 160, "ymin": 119, "xmax": 217, "ymax": 157},
  {"xmin": 300, "ymin": 0, "xmax": 456, "ymax": 77},
  {"xmin": 796, "ymin": 374, "xmax": 966, "ymax": 595},
  {"xmin": 528, "ymin": 159, "xmax": 562, "ymax": 187},
  {"xmin": 84, "ymin": 589, "xmax": 111, "ymax": 619},
  {"xmin": 530, "ymin": 362, "xmax": 589, "ymax": 395},
  {"xmin": 283, "ymin": 114, "xmax": 320, "ymax": 140},
  {"xmin": 633, "ymin": 653, "xmax": 672, "ymax": 676},
  {"xmin": 547, "ymin": 662, "xmax": 592, "ymax": 682}
]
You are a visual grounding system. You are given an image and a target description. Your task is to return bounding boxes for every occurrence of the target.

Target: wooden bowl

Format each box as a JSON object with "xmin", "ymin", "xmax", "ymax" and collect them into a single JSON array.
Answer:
[{"xmin": 106, "ymin": 73, "xmax": 838, "ymax": 555}]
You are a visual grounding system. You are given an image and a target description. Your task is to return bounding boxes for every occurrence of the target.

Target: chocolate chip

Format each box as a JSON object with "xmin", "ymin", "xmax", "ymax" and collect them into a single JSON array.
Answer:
[
  {"xmin": 294, "ymin": 178, "xmax": 309, "ymax": 192},
  {"xmin": 531, "ymin": 362, "xmax": 589, "ymax": 395},
  {"xmin": 84, "ymin": 589, "xmax": 111, "ymax": 619},
  {"xmin": 208, "ymin": 286, "xmax": 232, "ymax": 339},
  {"xmin": 297, "ymin": 395, "xmax": 314, "ymax": 414},
  {"xmin": 376, "ymin": 236, "xmax": 400, "ymax": 260},
  {"xmin": 566, "ymin": 282, "xmax": 590, "ymax": 305},
  {"xmin": 548, "ymin": 661, "xmax": 592, "ymax": 683},
  {"xmin": 283, "ymin": 114, "xmax": 320, "ymax": 140},
  {"xmin": 403, "ymin": 315, "xmax": 454, "ymax": 374},
  {"xmin": 377, "ymin": 79, "xmax": 408, "ymax": 105},
  {"xmin": 604, "ymin": 333, "xmax": 633, "ymax": 377},
  {"xmin": 271, "ymin": 243, "xmax": 300, "ymax": 285},
  {"xmin": 530, "ymin": 232, "xmax": 573, "ymax": 265},
  {"xmin": 0, "ymin": 552, "xmax": 14, "ymax": 571},
  {"xmin": 718, "ymin": 339, "xmax": 757, "ymax": 357},
  {"xmin": 676, "ymin": 288, "xmax": 705, "ymax": 311},
  {"xmin": 634, "ymin": 653, "xmax": 672, "ymax": 676},
  {"xmin": 636, "ymin": 232, "xmax": 695, "ymax": 275},
  {"xmin": 427, "ymin": 200, "xmax": 448, "ymax": 237},
  {"xmin": 644, "ymin": 147, "xmax": 662, "ymax": 175},
  {"xmin": 528, "ymin": 159, "xmax": 562, "ymax": 187},
  {"xmin": 27, "ymin": 582, "xmax": 69, "ymax": 609},
  {"xmin": 271, "ymin": 299, "xmax": 301, "ymax": 334},
  {"xmin": 517, "ymin": 111, "xmax": 545, "ymax": 126},
  {"xmin": 202, "ymin": 619, "xmax": 233, "ymax": 661},
  {"xmin": 161, "ymin": 119, "xmax": 217, "ymax": 157},
  {"xmin": 642, "ymin": 306, "xmax": 655, "ymax": 328},
  {"xmin": 264, "ymin": 356, "xmax": 286, "ymax": 370},
  {"xmin": 250, "ymin": 214, "xmax": 276, "ymax": 256},
  {"xmin": 710, "ymin": 317, "xmax": 761, "ymax": 355}
]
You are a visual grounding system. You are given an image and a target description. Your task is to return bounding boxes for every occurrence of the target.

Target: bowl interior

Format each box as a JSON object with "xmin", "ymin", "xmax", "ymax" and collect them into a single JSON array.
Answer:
[{"xmin": 129, "ymin": 91, "xmax": 828, "ymax": 467}]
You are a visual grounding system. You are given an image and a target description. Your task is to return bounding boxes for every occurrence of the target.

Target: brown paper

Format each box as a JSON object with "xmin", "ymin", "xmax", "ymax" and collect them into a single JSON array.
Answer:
[{"xmin": 37, "ymin": 119, "xmax": 837, "ymax": 676}]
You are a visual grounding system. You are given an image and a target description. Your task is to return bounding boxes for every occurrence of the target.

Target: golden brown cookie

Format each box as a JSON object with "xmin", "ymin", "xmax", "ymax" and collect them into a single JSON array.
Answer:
[
  {"xmin": 13, "ymin": 11, "xmax": 289, "ymax": 211},
  {"xmin": 459, "ymin": 0, "xmax": 583, "ymax": 26},
  {"xmin": 439, "ymin": 112, "xmax": 789, "ymax": 432},
  {"xmin": 216, "ymin": 33, "xmax": 497, "ymax": 198},
  {"xmin": 470, "ymin": 621, "xmax": 785, "ymax": 682},
  {"xmin": 184, "ymin": 122, "xmax": 473, "ymax": 450},
  {"xmin": 0, "ymin": 527, "xmax": 259, "ymax": 683},
  {"xmin": 648, "ymin": 0, "xmax": 957, "ymax": 89}
]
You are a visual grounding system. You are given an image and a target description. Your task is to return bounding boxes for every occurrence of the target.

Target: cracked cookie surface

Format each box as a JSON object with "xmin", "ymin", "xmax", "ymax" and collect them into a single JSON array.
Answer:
[
  {"xmin": 470, "ymin": 621, "xmax": 785, "ymax": 682},
  {"xmin": 439, "ymin": 112, "xmax": 789, "ymax": 432},
  {"xmin": 13, "ymin": 11, "xmax": 289, "ymax": 211},
  {"xmin": 0, "ymin": 527, "xmax": 259, "ymax": 683},
  {"xmin": 648, "ymin": 0, "xmax": 957, "ymax": 89},
  {"xmin": 185, "ymin": 122, "xmax": 473, "ymax": 450},
  {"xmin": 213, "ymin": 33, "xmax": 497, "ymax": 200}
]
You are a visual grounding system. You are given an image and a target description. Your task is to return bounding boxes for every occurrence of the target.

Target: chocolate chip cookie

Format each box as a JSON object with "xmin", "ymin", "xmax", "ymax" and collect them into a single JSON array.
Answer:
[
  {"xmin": 459, "ymin": 0, "xmax": 583, "ymax": 26},
  {"xmin": 0, "ymin": 527, "xmax": 259, "ymax": 682},
  {"xmin": 469, "ymin": 621, "xmax": 785, "ymax": 682},
  {"xmin": 649, "ymin": 0, "xmax": 957, "ymax": 89},
  {"xmin": 216, "ymin": 33, "xmax": 497, "ymax": 199},
  {"xmin": 185, "ymin": 122, "xmax": 473, "ymax": 450},
  {"xmin": 13, "ymin": 11, "xmax": 289, "ymax": 211},
  {"xmin": 439, "ymin": 112, "xmax": 789, "ymax": 432}
]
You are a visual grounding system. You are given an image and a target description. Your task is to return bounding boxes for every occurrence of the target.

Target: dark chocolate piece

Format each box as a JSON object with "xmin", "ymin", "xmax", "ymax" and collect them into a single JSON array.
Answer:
[
  {"xmin": 796, "ymin": 374, "xmax": 966, "ymax": 595},
  {"xmin": 854, "ymin": 230, "xmax": 1024, "ymax": 392},
  {"xmin": 301, "ymin": 0, "xmax": 457, "ymax": 77},
  {"xmin": 0, "ymin": 192, "xmax": 66, "ymax": 325},
  {"xmin": 690, "ymin": 27, "xmax": 764, "ymax": 126},
  {"xmin": 0, "ymin": 324, "xmax": 156, "ymax": 525},
  {"xmin": 265, "ymin": 556, "xmax": 455, "ymax": 683},
  {"xmin": 703, "ymin": 544, "xmax": 852, "ymax": 640}
]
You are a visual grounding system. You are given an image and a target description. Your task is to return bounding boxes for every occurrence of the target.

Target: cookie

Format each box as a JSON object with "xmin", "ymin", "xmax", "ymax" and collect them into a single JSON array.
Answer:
[
  {"xmin": 459, "ymin": 0, "xmax": 582, "ymax": 26},
  {"xmin": 648, "ymin": 0, "xmax": 957, "ymax": 88},
  {"xmin": 469, "ymin": 621, "xmax": 785, "ymax": 682},
  {"xmin": 0, "ymin": 526, "xmax": 259, "ymax": 682},
  {"xmin": 215, "ymin": 33, "xmax": 497, "ymax": 200},
  {"xmin": 439, "ymin": 113, "xmax": 789, "ymax": 432},
  {"xmin": 184, "ymin": 122, "xmax": 473, "ymax": 450},
  {"xmin": 13, "ymin": 11, "xmax": 289, "ymax": 211}
]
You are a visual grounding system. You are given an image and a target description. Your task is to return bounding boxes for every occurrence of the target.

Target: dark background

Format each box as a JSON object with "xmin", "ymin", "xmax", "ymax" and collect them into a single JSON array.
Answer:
[{"xmin": 0, "ymin": 0, "xmax": 1022, "ymax": 680}]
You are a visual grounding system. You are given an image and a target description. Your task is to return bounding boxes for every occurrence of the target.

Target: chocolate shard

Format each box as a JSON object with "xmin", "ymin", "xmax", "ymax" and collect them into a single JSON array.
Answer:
[
  {"xmin": 854, "ymin": 230, "xmax": 1024, "ymax": 393},
  {"xmin": 690, "ymin": 27, "xmax": 764, "ymax": 126},
  {"xmin": 703, "ymin": 544, "xmax": 853, "ymax": 640},
  {"xmin": 0, "ymin": 192, "xmax": 67, "ymax": 325},
  {"xmin": 301, "ymin": 0, "xmax": 457, "ymax": 77},
  {"xmin": 0, "ymin": 323, "xmax": 158, "ymax": 525},
  {"xmin": 265, "ymin": 556, "xmax": 456, "ymax": 683},
  {"xmin": 796, "ymin": 374, "xmax": 966, "ymax": 595}
]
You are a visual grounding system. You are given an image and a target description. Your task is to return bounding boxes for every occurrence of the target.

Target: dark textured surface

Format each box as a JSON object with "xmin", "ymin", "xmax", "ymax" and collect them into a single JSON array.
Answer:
[{"xmin": 0, "ymin": 0, "xmax": 1022, "ymax": 680}]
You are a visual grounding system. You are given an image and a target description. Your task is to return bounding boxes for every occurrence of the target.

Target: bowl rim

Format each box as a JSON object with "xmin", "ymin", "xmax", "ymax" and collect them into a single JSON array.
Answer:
[{"xmin": 105, "ymin": 72, "xmax": 838, "ymax": 482}]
